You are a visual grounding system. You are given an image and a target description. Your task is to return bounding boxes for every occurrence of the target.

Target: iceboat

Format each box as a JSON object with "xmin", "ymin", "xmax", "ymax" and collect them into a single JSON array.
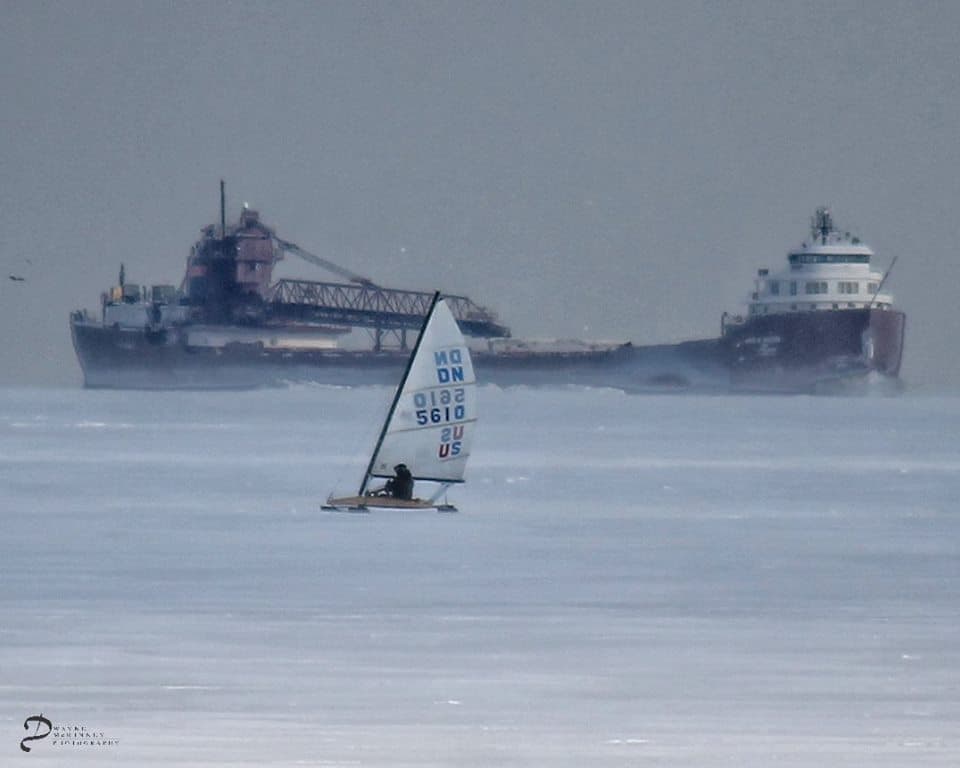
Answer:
[{"xmin": 323, "ymin": 292, "xmax": 477, "ymax": 512}]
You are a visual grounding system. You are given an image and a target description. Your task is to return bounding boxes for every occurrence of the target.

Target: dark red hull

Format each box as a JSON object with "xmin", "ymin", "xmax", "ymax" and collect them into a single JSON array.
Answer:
[
  {"xmin": 70, "ymin": 306, "xmax": 904, "ymax": 394},
  {"xmin": 721, "ymin": 308, "xmax": 905, "ymax": 391}
]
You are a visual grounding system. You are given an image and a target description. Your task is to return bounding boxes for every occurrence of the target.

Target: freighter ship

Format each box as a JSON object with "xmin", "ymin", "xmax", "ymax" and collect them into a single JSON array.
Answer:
[
  {"xmin": 70, "ymin": 190, "xmax": 904, "ymax": 393},
  {"xmin": 719, "ymin": 207, "xmax": 905, "ymax": 393}
]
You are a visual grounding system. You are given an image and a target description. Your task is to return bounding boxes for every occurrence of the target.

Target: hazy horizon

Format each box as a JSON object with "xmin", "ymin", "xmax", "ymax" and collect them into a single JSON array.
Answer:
[{"xmin": 2, "ymin": 1, "xmax": 958, "ymax": 391}]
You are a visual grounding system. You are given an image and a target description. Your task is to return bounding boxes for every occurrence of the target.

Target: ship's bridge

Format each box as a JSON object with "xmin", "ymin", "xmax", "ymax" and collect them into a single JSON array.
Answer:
[{"xmin": 744, "ymin": 210, "xmax": 895, "ymax": 318}]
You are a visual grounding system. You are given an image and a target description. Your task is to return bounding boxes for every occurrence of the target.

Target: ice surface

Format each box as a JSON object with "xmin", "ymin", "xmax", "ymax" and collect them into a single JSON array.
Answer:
[{"xmin": 1, "ymin": 387, "xmax": 958, "ymax": 766}]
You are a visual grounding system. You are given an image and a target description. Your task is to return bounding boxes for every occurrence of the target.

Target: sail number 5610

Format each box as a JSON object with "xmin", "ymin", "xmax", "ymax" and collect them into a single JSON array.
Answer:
[{"xmin": 414, "ymin": 388, "xmax": 466, "ymax": 425}]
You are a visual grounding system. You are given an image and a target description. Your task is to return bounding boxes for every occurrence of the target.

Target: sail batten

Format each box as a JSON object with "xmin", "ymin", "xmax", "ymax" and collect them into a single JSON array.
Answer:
[{"xmin": 380, "ymin": 418, "xmax": 477, "ymax": 438}]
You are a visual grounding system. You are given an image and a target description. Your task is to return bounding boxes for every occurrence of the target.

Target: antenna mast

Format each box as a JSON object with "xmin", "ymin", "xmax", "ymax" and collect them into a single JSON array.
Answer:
[
  {"xmin": 220, "ymin": 179, "xmax": 227, "ymax": 239},
  {"xmin": 812, "ymin": 206, "xmax": 833, "ymax": 244}
]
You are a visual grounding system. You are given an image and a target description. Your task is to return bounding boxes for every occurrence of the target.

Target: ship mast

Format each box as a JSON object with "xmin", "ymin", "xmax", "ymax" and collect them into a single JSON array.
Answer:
[
  {"xmin": 220, "ymin": 179, "xmax": 227, "ymax": 239},
  {"xmin": 811, "ymin": 206, "xmax": 833, "ymax": 245}
]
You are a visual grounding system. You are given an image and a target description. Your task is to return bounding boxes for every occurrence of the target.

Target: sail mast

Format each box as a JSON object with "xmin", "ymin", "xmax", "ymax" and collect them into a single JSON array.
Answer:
[{"xmin": 358, "ymin": 291, "xmax": 442, "ymax": 496}]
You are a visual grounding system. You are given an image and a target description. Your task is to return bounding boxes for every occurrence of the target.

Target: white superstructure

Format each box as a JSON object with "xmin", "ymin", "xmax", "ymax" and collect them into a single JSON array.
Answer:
[{"xmin": 746, "ymin": 208, "xmax": 895, "ymax": 318}]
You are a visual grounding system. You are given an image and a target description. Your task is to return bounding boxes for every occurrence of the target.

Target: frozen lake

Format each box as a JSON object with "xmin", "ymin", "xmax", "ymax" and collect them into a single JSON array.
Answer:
[{"xmin": 2, "ymin": 386, "xmax": 958, "ymax": 766}]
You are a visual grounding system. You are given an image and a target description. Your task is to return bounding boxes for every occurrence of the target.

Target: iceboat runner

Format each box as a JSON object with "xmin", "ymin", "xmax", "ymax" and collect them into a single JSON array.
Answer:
[{"xmin": 323, "ymin": 292, "xmax": 477, "ymax": 512}]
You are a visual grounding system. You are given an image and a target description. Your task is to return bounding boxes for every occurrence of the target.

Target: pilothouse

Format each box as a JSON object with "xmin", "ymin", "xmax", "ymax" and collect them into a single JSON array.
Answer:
[{"xmin": 747, "ymin": 207, "xmax": 896, "ymax": 317}]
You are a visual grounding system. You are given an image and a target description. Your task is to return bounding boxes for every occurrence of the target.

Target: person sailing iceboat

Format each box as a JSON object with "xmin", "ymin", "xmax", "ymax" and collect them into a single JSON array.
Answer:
[{"xmin": 370, "ymin": 463, "xmax": 414, "ymax": 500}]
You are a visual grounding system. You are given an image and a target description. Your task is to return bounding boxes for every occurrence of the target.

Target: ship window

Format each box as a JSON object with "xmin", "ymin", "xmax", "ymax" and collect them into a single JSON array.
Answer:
[
  {"xmin": 769, "ymin": 281, "xmax": 780, "ymax": 296},
  {"xmin": 790, "ymin": 281, "xmax": 797, "ymax": 296},
  {"xmin": 848, "ymin": 302, "xmax": 856, "ymax": 308},
  {"xmin": 832, "ymin": 303, "xmax": 839, "ymax": 309},
  {"xmin": 789, "ymin": 253, "xmax": 870, "ymax": 265},
  {"xmin": 867, "ymin": 282, "xmax": 879, "ymax": 293},
  {"xmin": 805, "ymin": 281, "xmax": 827, "ymax": 295},
  {"xmin": 838, "ymin": 281, "xmax": 860, "ymax": 294}
]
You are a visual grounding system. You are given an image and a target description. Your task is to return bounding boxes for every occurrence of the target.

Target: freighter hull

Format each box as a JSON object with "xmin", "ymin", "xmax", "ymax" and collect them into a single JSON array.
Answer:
[
  {"xmin": 70, "ymin": 310, "xmax": 903, "ymax": 394},
  {"xmin": 722, "ymin": 308, "xmax": 905, "ymax": 393},
  {"xmin": 70, "ymin": 317, "xmax": 723, "ymax": 391}
]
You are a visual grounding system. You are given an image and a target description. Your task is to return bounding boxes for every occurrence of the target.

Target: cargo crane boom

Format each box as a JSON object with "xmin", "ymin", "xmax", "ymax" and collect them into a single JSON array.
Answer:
[
  {"xmin": 267, "ymin": 230, "xmax": 508, "ymax": 338},
  {"xmin": 273, "ymin": 236, "xmax": 377, "ymax": 287},
  {"xmin": 268, "ymin": 279, "xmax": 510, "ymax": 338}
]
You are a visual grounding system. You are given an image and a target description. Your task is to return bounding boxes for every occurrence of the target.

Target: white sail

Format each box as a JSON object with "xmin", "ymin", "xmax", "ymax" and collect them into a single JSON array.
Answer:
[{"xmin": 368, "ymin": 298, "xmax": 477, "ymax": 484}]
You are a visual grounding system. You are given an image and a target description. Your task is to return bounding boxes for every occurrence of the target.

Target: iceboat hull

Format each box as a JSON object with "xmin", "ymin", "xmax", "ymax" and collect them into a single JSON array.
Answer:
[{"xmin": 322, "ymin": 495, "xmax": 457, "ymax": 512}]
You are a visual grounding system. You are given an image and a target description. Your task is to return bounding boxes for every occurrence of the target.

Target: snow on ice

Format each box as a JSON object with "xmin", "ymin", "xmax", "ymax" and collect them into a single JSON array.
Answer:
[{"xmin": 1, "ymin": 386, "xmax": 958, "ymax": 766}]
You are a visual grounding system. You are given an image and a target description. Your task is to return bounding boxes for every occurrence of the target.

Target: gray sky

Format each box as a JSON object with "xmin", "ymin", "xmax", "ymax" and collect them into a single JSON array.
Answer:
[{"xmin": 2, "ymin": 1, "xmax": 958, "ymax": 390}]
